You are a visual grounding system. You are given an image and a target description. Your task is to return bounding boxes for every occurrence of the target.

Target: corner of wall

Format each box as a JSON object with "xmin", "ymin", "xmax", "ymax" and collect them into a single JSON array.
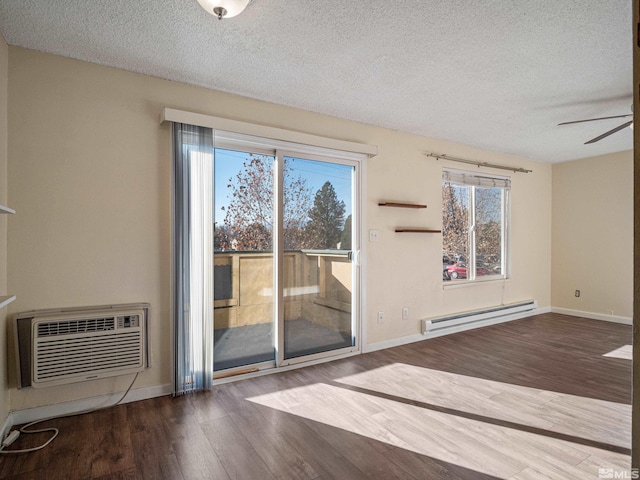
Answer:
[
  {"xmin": 0, "ymin": 32, "xmax": 10, "ymax": 435},
  {"xmin": 551, "ymin": 151, "xmax": 633, "ymax": 319}
]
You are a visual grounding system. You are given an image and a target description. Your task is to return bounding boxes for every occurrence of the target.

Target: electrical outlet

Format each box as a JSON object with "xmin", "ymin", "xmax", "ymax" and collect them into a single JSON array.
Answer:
[
  {"xmin": 377, "ymin": 311, "xmax": 384, "ymax": 324},
  {"xmin": 575, "ymin": 290, "xmax": 580, "ymax": 298},
  {"xmin": 369, "ymin": 229, "xmax": 380, "ymax": 242},
  {"xmin": 402, "ymin": 307, "xmax": 409, "ymax": 320}
]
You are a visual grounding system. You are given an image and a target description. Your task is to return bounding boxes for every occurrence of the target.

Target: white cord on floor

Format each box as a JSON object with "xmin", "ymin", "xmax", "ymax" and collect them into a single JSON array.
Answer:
[{"xmin": 0, "ymin": 372, "xmax": 139, "ymax": 455}]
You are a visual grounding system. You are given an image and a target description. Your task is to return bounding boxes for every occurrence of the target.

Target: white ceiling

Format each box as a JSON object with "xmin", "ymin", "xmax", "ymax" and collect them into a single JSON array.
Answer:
[{"xmin": 0, "ymin": 0, "xmax": 632, "ymax": 163}]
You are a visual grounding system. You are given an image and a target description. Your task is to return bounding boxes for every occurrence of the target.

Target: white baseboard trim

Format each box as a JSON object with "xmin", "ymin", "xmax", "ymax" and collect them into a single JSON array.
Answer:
[
  {"xmin": 422, "ymin": 308, "xmax": 546, "ymax": 340},
  {"xmin": 1, "ymin": 413, "xmax": 11, "ymax": 443},
  {"xmin": 2, "ymin": 383, "xmax": 171, "ymax": 439},
  {"xmin": 551, "ymin": 307, "xmax": 632, "ymax": 325},
  {"xmin": 364, "ymin": 307, "xmax": 549, "ymax": 353},
  {"xmin": 363, "ymin": 333, "xmax": 426, "ymax": 353}
]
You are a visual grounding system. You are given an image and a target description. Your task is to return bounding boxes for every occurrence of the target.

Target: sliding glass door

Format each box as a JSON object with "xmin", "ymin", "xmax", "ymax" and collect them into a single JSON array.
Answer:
[
  {"xmin": 213, "ymin": 149, "xmax": 276, "ymax": 371},
  {"xmin": 281, "ymin": 155, "xmax": 356, "ymax": 362},
  {"xmin": 174, "ymin": 125, "xmax": 361, "ymax": 384}
]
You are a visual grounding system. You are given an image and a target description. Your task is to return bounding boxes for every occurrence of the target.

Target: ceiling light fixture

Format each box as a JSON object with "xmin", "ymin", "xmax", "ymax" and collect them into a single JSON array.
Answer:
[{"xmin": 197, "ymin": 0, "xmax": 252, "ymax": 20}]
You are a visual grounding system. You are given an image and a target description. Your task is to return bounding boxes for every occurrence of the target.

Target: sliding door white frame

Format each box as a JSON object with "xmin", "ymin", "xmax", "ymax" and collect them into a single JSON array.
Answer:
[
  {"xmin": 274, "ymin": 151, "xmax": 285, "ymax": 367},
  {"xmin": 276, "ymin": 149, "xmax": 362, "ymax": 368},
  {"xmin": 166, "ymin": 108, "xmax": 376, "ymax": 383}
]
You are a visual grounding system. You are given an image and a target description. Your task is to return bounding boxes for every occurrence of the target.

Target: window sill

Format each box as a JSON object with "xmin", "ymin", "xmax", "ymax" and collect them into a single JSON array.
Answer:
[{"xmin": 442, "ymin": 277, "xmax": 510, "ymax": 290}]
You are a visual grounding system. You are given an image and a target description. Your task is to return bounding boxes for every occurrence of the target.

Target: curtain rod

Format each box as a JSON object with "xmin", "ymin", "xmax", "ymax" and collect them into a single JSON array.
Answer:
[{"xmin": 425, "ymin": 153, "xmax": 532, "ymax": 173}]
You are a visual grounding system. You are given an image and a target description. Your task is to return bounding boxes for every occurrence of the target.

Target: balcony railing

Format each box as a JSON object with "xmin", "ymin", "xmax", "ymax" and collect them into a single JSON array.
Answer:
[{"xmin": 213, "ymin": 249, "xmax": 352, "ymax": 331}]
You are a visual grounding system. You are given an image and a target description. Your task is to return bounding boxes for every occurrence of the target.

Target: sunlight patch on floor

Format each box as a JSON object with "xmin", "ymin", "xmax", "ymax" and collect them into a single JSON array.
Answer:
[
  {"xmin": 246, "ymin": 363, "xmax": 630, "ymax": 479},
  {"xmin": 336, "ymin": 363, "xmax": 631, "ymax": 447},
  {"xmin": 603, "ymin": 345, "xmax": 632, "ymax": 360}
]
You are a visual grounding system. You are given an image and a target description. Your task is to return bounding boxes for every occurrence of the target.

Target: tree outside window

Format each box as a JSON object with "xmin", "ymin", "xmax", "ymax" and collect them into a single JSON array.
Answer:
[
  {"xmin": 217, "ymin": 153, "xmax": 351, "ymax": 252},
  {"xmin": 442, "ymin": 169, "xmax": 509, "ymax": 282}
]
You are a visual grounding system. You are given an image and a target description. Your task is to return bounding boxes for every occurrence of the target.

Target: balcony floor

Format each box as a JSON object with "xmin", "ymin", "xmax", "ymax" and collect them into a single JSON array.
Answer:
[{"xmin": 214, "ymin": 318, "xmax": 352, "ymax": 371}]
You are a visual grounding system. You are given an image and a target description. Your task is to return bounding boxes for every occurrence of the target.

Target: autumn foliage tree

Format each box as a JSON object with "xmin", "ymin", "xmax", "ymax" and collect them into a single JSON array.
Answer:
[
  {"xmin": 218, "ymin": 155, "xmax": 313, "ymax": 251},
  {"xmin": 442, "ymin": 183, "xmax": 502, "ymax": 272},
  {"xmin": 283, "ymin": 162, "xmax": 315, "ymax": 249},
  {"xmin": 474, "ymin": 187, "xmax": 502, "ymax": 269},
  {"xmin": 442, "ymin": 182, "xmax": 469, "ymax": 261},
  {"xmin": 218, "ymin": 155, "xmax": 352, "ymax": 251}
]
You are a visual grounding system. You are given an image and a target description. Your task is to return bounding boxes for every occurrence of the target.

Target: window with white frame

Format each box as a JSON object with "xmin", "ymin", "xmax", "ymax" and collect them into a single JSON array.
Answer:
[{"xmin": 442, "ymin": 169, "xmax": 510, "ymax": 282}]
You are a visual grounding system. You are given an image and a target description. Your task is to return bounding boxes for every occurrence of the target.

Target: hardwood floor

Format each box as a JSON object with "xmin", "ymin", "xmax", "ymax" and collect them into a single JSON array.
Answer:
[{"xmin": 0, "ymin": 313, "xmax": 632, "ymax": 479}]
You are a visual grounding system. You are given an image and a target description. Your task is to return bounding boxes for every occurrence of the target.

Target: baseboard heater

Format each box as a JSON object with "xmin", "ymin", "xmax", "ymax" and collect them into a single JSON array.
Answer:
[
  {"xmin": 14, "ymin": 303, "xmax": 150, "ymax": 389},
  {"xmin": 422, "ymin": 300, "xmax": 537, "ymax": 336}
]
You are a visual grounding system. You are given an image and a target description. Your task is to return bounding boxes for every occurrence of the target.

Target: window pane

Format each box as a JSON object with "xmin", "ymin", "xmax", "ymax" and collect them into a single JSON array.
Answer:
[
  {"xmin": 475, "ymin": 187, "xmax": 503, "ymax": 277},
  {"xmin": 442, "ymin": 182, "xmax": 470, "ymax": 281},
  {"xmin": 213, "ymin": 149, "xmax": 275, "ymax": 371},
  {"xmin": 442, "ymin": 170, "xmax": 508, "ymax": 283},
  {"xmin": 283, "ymin": 156, "xmax": 354, "ymax": 360}
]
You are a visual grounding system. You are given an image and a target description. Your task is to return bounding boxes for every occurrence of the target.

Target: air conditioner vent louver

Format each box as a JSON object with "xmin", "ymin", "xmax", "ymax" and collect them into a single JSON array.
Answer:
[
  {"xmin": 13, "ymin": 304, "xmax": 150, "ymax": 389},
  {"xmin": 37, "ymin": 317, "xmax": 115, "ymax": 337},
  {"xmin": 35, "ymin": 331, "xmax": 142, "ymax": 380}
]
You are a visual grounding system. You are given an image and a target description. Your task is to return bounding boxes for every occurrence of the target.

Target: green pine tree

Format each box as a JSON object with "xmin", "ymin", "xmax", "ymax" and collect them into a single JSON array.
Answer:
[
  {"xmin": 306, "ymin": 181, "xmax": 346, "ymax": 249},
  {"xmin": 340, "ymin": 214, "xmax": 352, "ymax": 250}
]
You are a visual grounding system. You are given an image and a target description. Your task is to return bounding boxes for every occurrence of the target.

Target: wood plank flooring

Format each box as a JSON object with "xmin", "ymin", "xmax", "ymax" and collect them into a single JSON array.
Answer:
[{"xmin": 0, "ymin": 313, "xmax": 632, "ymax": 479}]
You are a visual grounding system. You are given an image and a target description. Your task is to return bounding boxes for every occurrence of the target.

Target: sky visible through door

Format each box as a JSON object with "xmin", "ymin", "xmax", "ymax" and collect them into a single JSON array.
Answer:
[{"xmin": 214, "ymin": 148, "xmax": 353, "ymax": 251}]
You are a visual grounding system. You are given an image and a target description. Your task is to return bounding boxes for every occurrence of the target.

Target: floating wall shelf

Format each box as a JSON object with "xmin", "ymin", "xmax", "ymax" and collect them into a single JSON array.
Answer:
[
  {"xmin": 395, "ymin": 228, "xmax": 441, "ymax": 233},
  {"xmin": 0, "ymin": 295, "xmax": 16, "ymax": 309},
  {"xmin": 378, "ymin": 202, "xmax": 427, "ymax": 209},
  {"xmin": 379, "ymin": 201, "xmax": 437, "ymax": 232},
  {"xmin": 0, "ymin": 204, "xmax": 15, "ymax": 308}
]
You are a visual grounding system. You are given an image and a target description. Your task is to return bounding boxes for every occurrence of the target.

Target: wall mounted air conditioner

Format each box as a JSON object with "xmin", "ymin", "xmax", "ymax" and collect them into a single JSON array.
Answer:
[{"xmin": 14, "ymin": 303, "xmax": 150, "ymax": 389}]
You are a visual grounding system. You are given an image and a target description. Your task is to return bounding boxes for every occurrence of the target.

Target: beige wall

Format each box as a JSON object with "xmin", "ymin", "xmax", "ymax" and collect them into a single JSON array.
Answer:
[
  {"xmin": 551, "ymin": 150, "xmax": 633, "ymax": 319},
  {"xmin": 6, "ymin": 46, "xmax": 552, "ymax": 410},
  {"xmin": 366, "ymin": 134, "xmax": 552, "ymax": 344},
  {"xmin": 0, "ymin": 34, "xmax": 8, "ymax": 427}
]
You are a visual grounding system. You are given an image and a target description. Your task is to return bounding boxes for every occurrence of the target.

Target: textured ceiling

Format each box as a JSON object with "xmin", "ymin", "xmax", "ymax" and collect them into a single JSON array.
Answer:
[{"xmin": 0, "ymin": 0, "xmax": 632, "ymax": 163}]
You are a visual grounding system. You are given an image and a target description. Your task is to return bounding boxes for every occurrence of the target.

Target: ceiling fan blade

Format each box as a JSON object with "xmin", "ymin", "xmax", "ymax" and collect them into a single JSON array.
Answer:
[
  {"xmin": 558, "ymin": 113, "xmax": 633, "ymax": 126},
  {"xmin": 584, "ymin": 120, "xmax": 633, "ymax": 144}
]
